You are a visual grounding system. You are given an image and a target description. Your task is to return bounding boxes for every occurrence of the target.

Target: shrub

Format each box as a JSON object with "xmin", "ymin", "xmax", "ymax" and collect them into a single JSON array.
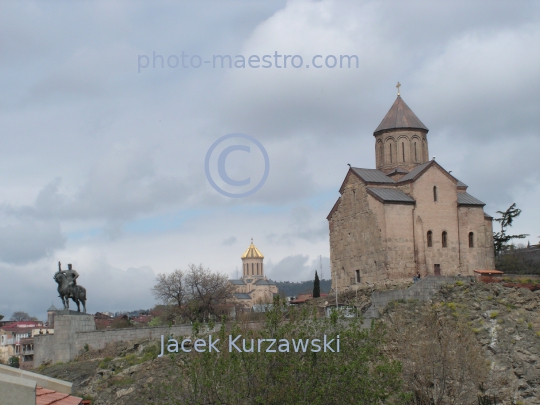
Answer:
[
  {"xmin": 8, "ymin": 356, "xmax": 19, "ymax": 368},
  {"xmin": 98, "ymin": 357, "xmax": 113, "ymax": 369},
  {"xmin": 149, "ymin": 297, "xmax": 408, "ymax": 404},
  {"xmin": 386, "ymin": 304, "xmax": 488, "ymax": 405}
]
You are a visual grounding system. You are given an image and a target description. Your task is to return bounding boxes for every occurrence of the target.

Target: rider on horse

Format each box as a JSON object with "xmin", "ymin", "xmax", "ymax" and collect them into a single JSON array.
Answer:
[{"xmin": 58, "ymin": 262, "xmax": 79, "ymax": 298}]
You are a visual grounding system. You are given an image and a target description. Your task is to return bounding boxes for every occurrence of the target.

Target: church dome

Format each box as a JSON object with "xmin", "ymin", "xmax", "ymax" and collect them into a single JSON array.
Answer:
[
  {"xmin": 241, "ymin": 239, "xmax": 264, "ymax": 259},
  {"xmin": 374, "ymin": 95, "xmax": 428, "ymax": 135}
]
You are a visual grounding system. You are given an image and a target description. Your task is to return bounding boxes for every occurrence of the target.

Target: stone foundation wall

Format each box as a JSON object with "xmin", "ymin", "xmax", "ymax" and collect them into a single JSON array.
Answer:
[{"xmin": 34, "ymin": 313, "xmax": 219, "ymax": 366}]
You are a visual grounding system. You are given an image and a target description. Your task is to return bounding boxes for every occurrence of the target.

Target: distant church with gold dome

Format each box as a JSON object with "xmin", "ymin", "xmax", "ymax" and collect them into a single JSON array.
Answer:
[{"xmin": 228, "ymin": 239, "xmax": 279, "ymax": 307}]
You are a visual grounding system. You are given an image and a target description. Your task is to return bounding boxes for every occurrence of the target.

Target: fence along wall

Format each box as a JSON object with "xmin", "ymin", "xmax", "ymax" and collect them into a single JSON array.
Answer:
[{"xmin": 34, "ymin": 313, "xmax": 219, "ymax": 366}]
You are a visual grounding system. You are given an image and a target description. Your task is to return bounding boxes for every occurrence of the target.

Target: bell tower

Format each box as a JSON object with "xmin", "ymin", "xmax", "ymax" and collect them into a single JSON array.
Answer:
[
  {"xmin": 241, "ymin": 238, "xmax": 265, "ymax": 279},
  {"xmin": 374, "ymin": 84, "xmax": 429, "ymax": 174}
]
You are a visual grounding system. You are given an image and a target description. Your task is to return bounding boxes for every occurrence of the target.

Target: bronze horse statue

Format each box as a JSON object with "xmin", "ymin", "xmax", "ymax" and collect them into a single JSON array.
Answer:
[{"xmin": 54, "ymin": 271, "xmax": 87, "ymax": 313}]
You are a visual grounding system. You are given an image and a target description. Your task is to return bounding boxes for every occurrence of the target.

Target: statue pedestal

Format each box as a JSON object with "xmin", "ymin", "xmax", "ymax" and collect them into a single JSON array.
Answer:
[
  {"xmin": 52, "ymin": 313, "xmax": 95, "ymax": 363},
  {"xmin": 56, "ymin": 310, "xmax": 89, "ymax": 316}
]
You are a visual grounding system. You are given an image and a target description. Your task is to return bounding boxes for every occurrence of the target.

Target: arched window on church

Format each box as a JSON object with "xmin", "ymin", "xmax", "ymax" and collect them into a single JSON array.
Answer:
[
  {"xmin": 251, "ymin": 263, "xmax": 254, "ymax": 275},
  {"xmin": 389, "ymin": 143, "xmax": 392, "ymax": 163},
  {"xmin": 442, "ymin": 231, "xmax": 448, "ymax": 248},
  {"xmin": 402, "ymin": 142, "xmax": 405, "ymax": 162},
  {"xmin": 433, "ymin": 186, "xmax": 437, "ymax": 202},
  {"xmin": 378, "ymin": 143, "xmax": 383, "ymax": 165},
  {"xmin": 427, "ymin": 231, "xmax": 433, "ymax": 247},
  {"xmin": 257, "ymin": 263, "xmax": 259, "ymax": 275},
  {"xmin": 414, "ymin": 142, "xmax": 417, "ymax": 162},
  {"xmin": 469, "ymin": 232, "xmax": 474, "ymax": 248}
]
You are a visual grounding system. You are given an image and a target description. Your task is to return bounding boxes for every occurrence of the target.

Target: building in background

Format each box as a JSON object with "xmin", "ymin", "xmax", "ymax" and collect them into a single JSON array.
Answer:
[
  {"xmin": 0, "ymin": 321, "xmax": 53, "ymax": 370},
  {"xmin": 46, "ymin": 304, "xmax": 58, "ymax": 328},
  {"xmin": 229, "ymin": 239, "xmax": 279, "ymax": 308},
  {"xmin": 328, "ymin": 91, "xmax": 495, "ymax": 290}
]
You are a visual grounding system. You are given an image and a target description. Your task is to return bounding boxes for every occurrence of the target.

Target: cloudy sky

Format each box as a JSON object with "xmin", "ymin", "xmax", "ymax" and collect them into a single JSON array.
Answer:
[{"xmin": 1, "ymin": 0, "xmax": 539, "ymax": 321}]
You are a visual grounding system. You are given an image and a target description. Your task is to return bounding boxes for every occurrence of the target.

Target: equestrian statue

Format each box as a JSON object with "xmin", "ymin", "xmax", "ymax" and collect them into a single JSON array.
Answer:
[{"xmin": 54, "ymin": 261, "xmax": 87, "ymax": 312}]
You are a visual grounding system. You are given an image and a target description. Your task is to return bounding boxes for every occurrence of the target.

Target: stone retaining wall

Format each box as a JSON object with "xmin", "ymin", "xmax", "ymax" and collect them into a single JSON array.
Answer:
[
  {"xmin": 34, "ymin": 312, "xmax": 219, "ymax": 366},
  {"xmin": 363, "ymin": 275, "xmax": 473, "ymax": 320}
]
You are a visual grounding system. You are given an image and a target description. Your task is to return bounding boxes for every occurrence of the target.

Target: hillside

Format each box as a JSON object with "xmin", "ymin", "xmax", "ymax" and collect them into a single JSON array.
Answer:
[{"xmin": 35, "ymin": 281, "xmax": 540, "ymax": 404}]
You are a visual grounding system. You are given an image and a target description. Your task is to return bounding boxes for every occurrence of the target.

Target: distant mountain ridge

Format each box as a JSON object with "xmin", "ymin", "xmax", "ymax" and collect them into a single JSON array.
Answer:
[{"xmin": 270, "ymin": 279, "xmax": 332, "ymax": 297}]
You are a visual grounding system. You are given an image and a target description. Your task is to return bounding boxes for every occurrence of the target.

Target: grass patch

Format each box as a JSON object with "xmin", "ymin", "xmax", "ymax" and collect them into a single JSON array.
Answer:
[
  {"xmin": 108, "ymin": 377, "xmax": 134, "ymax": 387},
  {"xmin": 98, "ymin": 357, "xmax": 113, "ymax": 369},
  {"xmin": 455, "ymin": 281, "xmax": 464, "ymax": 286},
  {"xmin": 489, "ymin": 311, "xmax": 499, "ymax": 319}
]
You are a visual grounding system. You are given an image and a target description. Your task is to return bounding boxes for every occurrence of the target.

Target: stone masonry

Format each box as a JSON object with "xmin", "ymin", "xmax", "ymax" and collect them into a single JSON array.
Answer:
[
  {"xmin": 328, "ymin": 94, "xmax": 494, "ymax": 291},
  {"xmin": 34, "ymin": 311, "xmax": 219, "ymax": 366}
]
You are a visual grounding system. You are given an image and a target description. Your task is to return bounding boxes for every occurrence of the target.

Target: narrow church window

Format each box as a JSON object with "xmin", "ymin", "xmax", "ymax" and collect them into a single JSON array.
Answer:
[
  {"xmin": 442, "ymin": 231, "xmax": 447, "ymax": 248},
  {"xmin": 389, "ymin": 143, "xmax": 392, "ymax": 163},
  {"xmin": 257, "ymin": 263, "xmax": 259, "ymax": 275},
  {"xmin": 355, "ymin": 270, "xmax": 360, "ymax": 283},
  {"xmin": 433, "ymin": 186, "xmax": 437, "ymax": 202},
  {"xmin": 414, "ymin": 142, "xmax": 417, "ymax": 162},
  {"xmin": 402, "ymin": 142, "xmax": 405, "ymax": 162},
  {"xmin": 427, "ymin": 231, "xmax": 433, "ymax": 247},
  {"xmin": 251, "ymin": 263, "xmax": 254, "ymax": 275},
  {"xmin": 469, "ymin": 232, "xmax": 474, "ymax": 248}
]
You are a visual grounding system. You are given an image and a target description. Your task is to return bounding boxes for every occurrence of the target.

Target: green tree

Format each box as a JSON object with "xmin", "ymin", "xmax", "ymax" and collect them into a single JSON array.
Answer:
[
  {"xmin": 148, "ymin": 297, "xmax": 408, "ymax": 404},
  {"xmin": 0, "ymin": 313, "xmax": 4, "ymax": 321},
  {"xmin": 493, "ymin": 203, "xmax": 529, "ymax": 256},
  {"xmin": 8, "ymin": 356, "xmax": 20, "ymax": 368},
  {"xmin": 313, "ymin": 271, "xmax": 320, "ymax": 298}
]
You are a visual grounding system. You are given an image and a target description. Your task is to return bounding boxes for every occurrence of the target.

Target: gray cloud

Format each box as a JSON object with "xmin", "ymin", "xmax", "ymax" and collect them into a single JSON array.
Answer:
[
  {"xmin": 222, "ymin": 236, "xmax": 237, "ymax": 246},
  {"xmin": 0, "ymin": 1, "xmax": 538, "ymax": 312},
  {"xmin": 0, "ymin": 211, "xmax": 64, "ymax": 265},
  {"xmin": 266, "ymin": 254, "xmax": 330, "ymax": 282},
  {"xmin": 0, "ymin": 259, "xmax": 156, "ymax": 322}
]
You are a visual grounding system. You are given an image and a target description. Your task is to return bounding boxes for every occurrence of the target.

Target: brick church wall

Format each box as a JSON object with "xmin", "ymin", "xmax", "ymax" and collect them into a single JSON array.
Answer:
[{"xmin": 328, "ymin": 175, "xmax": 387, "ymax": 289}]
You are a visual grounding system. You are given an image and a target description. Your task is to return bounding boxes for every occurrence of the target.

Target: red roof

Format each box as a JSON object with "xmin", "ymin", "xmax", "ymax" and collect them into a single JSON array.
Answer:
[
  {"xmin": 36, "ymin": 387, "xmax": 82, "ymax": 405},
  {"xmin": 1, "ymin": 322, "xmax": 42, "ymax": 330},
  {"xmin": 474, "ymin": 270, "xmax": 504, "ymax": 275},
  {"xmin": 1, "ymin": 326, "xmax": 35, "ymax": 334}
]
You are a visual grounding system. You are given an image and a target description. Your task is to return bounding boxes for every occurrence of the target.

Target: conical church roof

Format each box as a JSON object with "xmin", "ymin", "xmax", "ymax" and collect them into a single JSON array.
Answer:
[
  {"xmin": 241, "ymin": 239, "xmax": 264, "ymax": 259},
  {"xmin": 47, "ymin": 303, "xmax": 58, "ymax": 312},
  {"xmin": 374, "ymin": 96, "xmax": 428, "ymax": 135}
]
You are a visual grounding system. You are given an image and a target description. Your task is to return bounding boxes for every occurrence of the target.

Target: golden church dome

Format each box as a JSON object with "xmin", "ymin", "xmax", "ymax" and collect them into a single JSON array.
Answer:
[{"xmin": 241, "ymin": 239, "xmax": 264, "ymax": 259}]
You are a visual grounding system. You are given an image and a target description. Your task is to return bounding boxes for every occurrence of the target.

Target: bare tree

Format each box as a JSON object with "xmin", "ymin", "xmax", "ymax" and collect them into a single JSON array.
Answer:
[
  {"xmin": 151, "ymin": 264, "xmax": 234, "ymax": 322},
  {"xmin": 184, "ymin": 264, "xmax": 234, "ymax": 322},
  {"xmin": 152, "ymin": 269, "xmax": 186, "ymax": 308},
  {"xmin": 10, "ymin": 311, "xmax": 37, "ymax": 321},
  {"xmin": 386, "ymin": 303, "xmax": 488, "ymax": 404}
]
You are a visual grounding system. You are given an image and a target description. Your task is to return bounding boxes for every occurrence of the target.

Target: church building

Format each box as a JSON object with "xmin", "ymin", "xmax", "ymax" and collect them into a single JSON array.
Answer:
[
  {"xmin": 229, "ymin": 239, "xmax": 278, "ymax": 307},
  {"xmin": 327, "ymin": 88, "xmax": 495, "ymax": 290}
]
